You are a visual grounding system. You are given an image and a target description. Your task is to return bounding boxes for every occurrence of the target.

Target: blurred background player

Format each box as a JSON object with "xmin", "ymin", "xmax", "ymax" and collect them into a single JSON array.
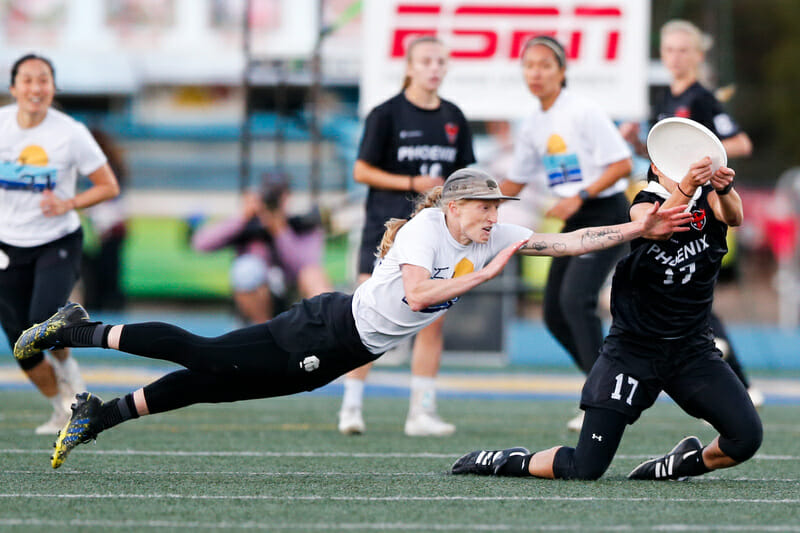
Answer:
[
  {"xmin": 619, "ymin": 19, "xmax": 762, "ymax": 407},
  {"xmin": 498, "ymin": 36, "xmax": 633, "ymax": 431},
  {"xmin": 192, "ymin": 173, "xmax": 332, "ymax": 325},
  {"xmin": 337, "ymin": 35, "xmax": 476, "ymax": 437},
  {"xmin": 79, "ymin": 127, "xmax": 128, "ymax": 312},
  {"xmin": 0, "ymin": 53, "xmax": 120, "ymax": 434}
]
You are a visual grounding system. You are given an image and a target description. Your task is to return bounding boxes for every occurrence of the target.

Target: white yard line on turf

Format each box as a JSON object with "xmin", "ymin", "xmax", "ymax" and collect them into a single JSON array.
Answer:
[
  {"xmin": 1, "ymin": 448, "xmax": 799, "ymax": 460},
  {"xmin": 1, "ymin": 470, "xmax": 799, "ymax": 483},
  {"xmin": 0, "ymin": 519, "xmax": 799, "ymax": 531},
  {"xmin": 1, "ymin": 494, "xmax": 800, "ymax": 504}
]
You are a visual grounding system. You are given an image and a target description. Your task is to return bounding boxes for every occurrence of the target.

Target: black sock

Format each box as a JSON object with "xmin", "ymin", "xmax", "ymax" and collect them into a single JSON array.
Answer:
[
  {"xmin": 100, "ymin": 394, "xmax": 140, "ymax": 431},
  {"xmin": 496, "ymin": 453, "xmax": 535, "ymax": 477},
  {"xmin": 676, "ymin": 447, "xmax": 711, "ymax": 477},
  {"xmin": 61, "ymin": 323, "xmax": 111, "ymax": 348}
]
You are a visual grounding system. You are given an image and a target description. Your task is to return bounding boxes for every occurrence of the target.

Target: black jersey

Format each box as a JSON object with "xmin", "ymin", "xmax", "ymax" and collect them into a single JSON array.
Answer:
[
  {"xmin": 609, "ymin": 186, "xmax": 728, "ymax": 339},
  {"xmin": 651, "ymin": 81, "xmax": 741, "ymax": 140},
  {"xmin": 357, "ymin": 92, "xmax": 475, "ymax": 227}
]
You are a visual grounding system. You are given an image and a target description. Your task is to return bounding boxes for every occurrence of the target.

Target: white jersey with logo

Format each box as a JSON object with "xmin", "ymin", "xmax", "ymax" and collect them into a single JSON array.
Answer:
[
  {"xmin": 352, "ymin": 207, "xmax": 532, "ymax": 354},
  {"xmin": 510, "ymin": 89, "xmax": 631, "ymax": 199},
  {"xmin": 0, "ymin": 104, "xmax": 107, "ymax": 247}
]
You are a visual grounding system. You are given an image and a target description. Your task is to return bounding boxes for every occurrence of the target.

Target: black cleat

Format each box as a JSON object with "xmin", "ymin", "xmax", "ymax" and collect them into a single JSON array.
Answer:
[
  {"xmin": 14, "ymin": 303, "xmax": 91, "ymax": 361},
  {"xmin": 451, "ymin": 447, "xmax": 530, "ymax": 476},
  {"xmin": 51, "ymin": 392, "xmax": 104, "ymax": 469},
  {"xmin": 628, "ymin": 436, "xmax": 703, "ymax": 480}
]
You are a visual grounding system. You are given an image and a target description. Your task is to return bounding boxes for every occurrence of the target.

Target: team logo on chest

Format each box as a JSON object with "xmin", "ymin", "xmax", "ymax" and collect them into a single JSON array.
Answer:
[
  {"xmin": 674, "ymin": 106, "xmax": 691, "ymax": 119},
  {"xmin": 690, "ymin": 208, "xmax": 706, "ymax": 231},
  {"xmin": 445, "ymin": 123, "xmax": 458, "ymax": 144}
]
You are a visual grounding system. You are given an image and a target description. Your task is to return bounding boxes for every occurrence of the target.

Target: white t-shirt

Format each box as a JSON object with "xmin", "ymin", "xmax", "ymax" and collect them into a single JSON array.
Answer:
[
  {"xmin": 0, "ymin": 105, "xmax": 107, "ymax": 247},
  {"xmin": 510, "ymin": 89, "xmax": 631, "ymax": 199},
  {"xmin": 352, "ymin": 208, "xmax": 532, "ymax": 354}
]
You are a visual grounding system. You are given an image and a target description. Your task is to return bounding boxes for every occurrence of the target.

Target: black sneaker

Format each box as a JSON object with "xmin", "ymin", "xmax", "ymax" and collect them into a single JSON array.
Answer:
[
  {"xmin": 14, "ymin": 302, "xmax": 91, "ymax": 361},
  {"xmin": 51, "ymin": 392, "xmax": 104, "ymax": 469},
  {"xmin": 451, "ymin": 447, "xmax": 530, "ymax": 476},
  {"xmin": 628, "ymin": 436, "xmax": 703, "ymax": 480}
]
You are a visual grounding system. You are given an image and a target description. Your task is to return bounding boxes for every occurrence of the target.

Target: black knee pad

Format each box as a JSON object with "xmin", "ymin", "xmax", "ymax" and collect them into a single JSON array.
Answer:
[
  {"xmin": 552, "ymin": 446, "xmax": 608, "ymax": 480},
  {"xmin": 17, "ymin": 350, "xmax": 45, "ymax": 371},
  {"xmin": 719, "ymin": 417, "xmax": 763, "ymax": 463}
]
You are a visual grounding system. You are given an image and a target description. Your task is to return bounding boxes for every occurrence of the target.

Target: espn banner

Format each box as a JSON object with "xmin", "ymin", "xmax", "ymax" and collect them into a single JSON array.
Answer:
[{"xmin": 360, "ymin": 0, "xmax": 650, "ymax": 120}]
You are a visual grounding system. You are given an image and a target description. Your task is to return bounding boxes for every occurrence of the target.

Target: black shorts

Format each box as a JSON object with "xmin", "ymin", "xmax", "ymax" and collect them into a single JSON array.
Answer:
[
  {"xmin": 0, "ymin": 229, "xmax": 83, "ymax": 357},
  {"xmin": 581, "ymin": 328, "xmax": 738, "ymax": 423},
  {"xmin": 266, "ymin": 292, "xmax": 380, "ymax": 392}
]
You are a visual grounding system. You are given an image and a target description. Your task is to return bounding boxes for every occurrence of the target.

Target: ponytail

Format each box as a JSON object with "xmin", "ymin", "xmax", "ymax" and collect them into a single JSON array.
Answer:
[{"xmin": 377, "ymin": 186, "xmax": 443, "ymax": 258}]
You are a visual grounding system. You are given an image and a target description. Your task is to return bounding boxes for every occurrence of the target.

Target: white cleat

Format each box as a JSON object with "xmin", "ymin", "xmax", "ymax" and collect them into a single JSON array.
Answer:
[
  {"xmin": 34, "ymin": 406, "xmax": 70, "ymax": 435},
  {"xmin": 404, "ymin": 412, "xmax": 456, "ymax": 437},
  {"xmin": 338, "ymin": 407, "xmax": 365, "ymax": 435},
  {"xmin": 566, "ymin": 411, "xmax": 585, "ymax": 432}
]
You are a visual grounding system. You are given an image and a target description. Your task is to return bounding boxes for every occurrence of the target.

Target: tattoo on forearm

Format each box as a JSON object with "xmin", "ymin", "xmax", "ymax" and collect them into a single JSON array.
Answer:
[
  {"xmin": 524, "ymin": 241, "xmax": 549, "ymax": 251},
  {"xmin": 581, "ymin": 228, "xmax": 623, "ymax": 249}
]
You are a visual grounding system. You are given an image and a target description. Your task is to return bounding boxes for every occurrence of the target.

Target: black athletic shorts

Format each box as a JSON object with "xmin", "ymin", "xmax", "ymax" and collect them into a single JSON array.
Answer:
[
  {"xmin": 0, "ymin": 229, "xmax": 83, "ymax": 354},
  {"xmin": 266, "ymin": 292, "xmax": 381, "ymax": 392},
  {"xmin": 581, "ymin": 327, "xmax": 733, "ymax": 423}
]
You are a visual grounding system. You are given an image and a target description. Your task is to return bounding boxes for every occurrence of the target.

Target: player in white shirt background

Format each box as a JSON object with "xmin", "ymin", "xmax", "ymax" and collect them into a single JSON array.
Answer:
[
  {"xmin": 0, "ymin": 54, "xmax": 120, "ymax": 435},
  {"xmin": 499, "ymin": 36, "xmax": 634, "ymax": 432}
]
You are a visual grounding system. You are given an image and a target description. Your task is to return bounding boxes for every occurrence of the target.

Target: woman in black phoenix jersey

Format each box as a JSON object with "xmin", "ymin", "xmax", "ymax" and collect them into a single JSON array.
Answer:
[
  {"xmin": 620, "ymin": 19, "xmax": 760, "ymax": 406},
  {"xmin": 338, "ymin": 35, "xmax": 476, "ymax": 437},
  {"xmin": 452, "ymin": 156, "xmax": 762, "ymax": 481}
]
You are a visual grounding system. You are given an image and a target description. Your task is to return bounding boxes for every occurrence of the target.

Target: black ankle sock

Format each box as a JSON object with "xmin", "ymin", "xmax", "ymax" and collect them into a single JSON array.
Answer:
[
  {"xmin": 62, "ymin": 323, "xmax": 111, "ymax": 348},
  {"xmin": 676, "ymin": 447, "xmax": 711, "ymax": 477},
  {"xmin": 496, "ymin": 453, "xmax": 535, "ymax": 477},
  {"xmin": 100, "ymin": 394, "xmax": 140, "ymax": 431}
]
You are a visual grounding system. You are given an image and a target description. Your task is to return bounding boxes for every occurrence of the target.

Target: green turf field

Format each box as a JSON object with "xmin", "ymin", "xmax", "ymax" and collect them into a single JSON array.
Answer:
[{"xmin": 1, "ymin": 390, "xmax": 798, "ymax": 531}]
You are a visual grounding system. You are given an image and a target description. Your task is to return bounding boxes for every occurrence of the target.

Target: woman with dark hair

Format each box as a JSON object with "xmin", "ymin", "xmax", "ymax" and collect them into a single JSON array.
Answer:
[
  {"xmin": 340, "ymin": 35, "xmax": 476, "ymax": 437},
  {"xmin": 13, "ymin": 168, "xmax": 690, "ymax": 469},
  {"xmin": 499, "ymin": 36, "xmax": 633, "ymax": 431},
  {"xmin": 619, "ymin": 19, "xmax": 760, "ymax": 406},
  {"xmin": 0, "ymin": 54, "xmax": 120, "ymax": 434},
  {"xmin": 453, "ymin": 157, "xmax": 762, "ymax": 483}
]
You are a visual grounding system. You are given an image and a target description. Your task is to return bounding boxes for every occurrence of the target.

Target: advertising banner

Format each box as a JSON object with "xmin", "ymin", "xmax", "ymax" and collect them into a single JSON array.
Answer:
[{"xmin": 361, "ymin": 0, "xmax": 650, "ymax": 120}]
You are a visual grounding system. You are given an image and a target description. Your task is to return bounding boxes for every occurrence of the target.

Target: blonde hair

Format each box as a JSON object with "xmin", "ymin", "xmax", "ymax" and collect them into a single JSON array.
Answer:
[
  {"xmin": 660, "ymin": 19, "xmax": 713, "ymax": 53},
  {"xmin": 377, "ymin": 186, "xmax": 443, "ymax": 258},
  {"xmin": 401, "ymin": 35, "xmax": 445, "ymax": 90}
]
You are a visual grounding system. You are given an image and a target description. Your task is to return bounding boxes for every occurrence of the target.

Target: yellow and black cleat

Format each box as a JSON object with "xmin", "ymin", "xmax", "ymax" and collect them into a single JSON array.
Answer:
[
  {"xmin": 51, "ymin": 392, "xmax": 103, "ymax": 469},
  {"xmin": 14, "ymin": 302, "xmax": 90, "ymax": 361}
]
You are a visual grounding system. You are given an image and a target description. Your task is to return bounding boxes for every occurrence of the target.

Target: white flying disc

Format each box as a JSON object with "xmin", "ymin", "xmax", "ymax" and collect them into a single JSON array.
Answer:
[{"xmin": 646, "ymin": 117, "xmax": 727, "ymax": 183}]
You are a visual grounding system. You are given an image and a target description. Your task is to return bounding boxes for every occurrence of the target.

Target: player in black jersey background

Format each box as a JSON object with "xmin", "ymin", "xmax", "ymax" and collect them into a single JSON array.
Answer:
[
  {"xmin": 619, "ymin": 19, "xmax": 761, "ymax": 407},
  {"xmin": 338, "ymin": 36, "xmax": 476, "ymax": 437},
  {"xmin": 452, "ymin": 156, "xmax": 762, "ymax": 481}
]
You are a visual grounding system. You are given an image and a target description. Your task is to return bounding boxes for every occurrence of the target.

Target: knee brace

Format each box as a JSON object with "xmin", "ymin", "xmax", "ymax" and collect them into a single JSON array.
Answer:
[
  {"xmin": 552, "ymin": 446, "xmax": 609, "ymax": 480},
  {"xmin": 17, "ymin": 350, "xmax": 45, "ymax": 371},
  {"xmin": 719, "ymin": 417, "xmax": 763, "ymax": 463}
]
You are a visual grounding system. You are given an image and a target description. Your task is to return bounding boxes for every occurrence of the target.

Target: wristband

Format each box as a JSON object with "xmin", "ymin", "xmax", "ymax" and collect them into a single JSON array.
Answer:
[
  {"xmin": 717, "ymin": 181, "xmax": 734, "ymax": 195},
  {"xmin": 676, "ymin": 184, "xmax": 692, "ymax": 198},
  {"xmin": 578, "ymin": 189, "xmax": 591, "ymax": 202}
]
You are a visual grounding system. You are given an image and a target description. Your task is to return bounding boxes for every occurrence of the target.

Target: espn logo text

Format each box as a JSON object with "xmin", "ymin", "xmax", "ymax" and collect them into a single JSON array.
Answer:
[{"xmin": 390, "ymin": 3, "xmax": 624, "ymax": 62}]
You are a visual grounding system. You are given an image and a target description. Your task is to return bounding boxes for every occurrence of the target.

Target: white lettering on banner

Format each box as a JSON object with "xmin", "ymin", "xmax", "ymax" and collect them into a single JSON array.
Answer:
[
  {"xmin": 361, "ymin": 0, "xmax": 650, "ymax": 120},
  {"xmin": 397, "ymin": 145, "xmax": 458, "ymax": 162}
]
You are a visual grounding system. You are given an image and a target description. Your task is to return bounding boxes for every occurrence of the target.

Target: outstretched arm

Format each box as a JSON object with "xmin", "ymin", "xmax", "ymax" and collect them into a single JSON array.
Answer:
[
  {"xmin": 401, "ymin": 240, "xmax": 527, "ymax": 312},
  {"xmin": 518, "ymin": 203, "xmax": 692, "ymax": 257}
]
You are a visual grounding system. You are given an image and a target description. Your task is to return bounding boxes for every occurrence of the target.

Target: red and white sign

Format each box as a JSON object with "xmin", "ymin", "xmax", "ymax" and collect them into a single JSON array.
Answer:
[{"xmin": 360, "ymin": 0, "xmax": 650, "ymax": 120}]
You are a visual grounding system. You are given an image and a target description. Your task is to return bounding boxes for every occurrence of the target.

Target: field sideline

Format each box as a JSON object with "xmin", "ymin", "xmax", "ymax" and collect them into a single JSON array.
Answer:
[{"xmin": 1, "ymin": 378, "xmax": 798, "ymax": 532}]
